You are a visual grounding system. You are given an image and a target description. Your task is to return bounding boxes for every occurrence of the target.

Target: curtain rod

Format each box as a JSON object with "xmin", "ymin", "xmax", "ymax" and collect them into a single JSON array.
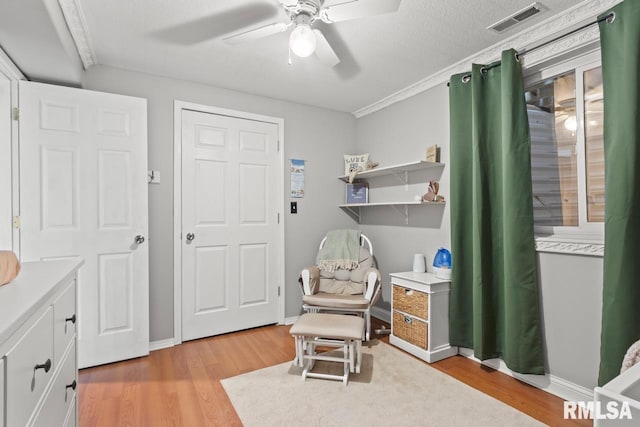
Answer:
[{"xmin": 447, "ymin": 11, "xmax": 615, "ymax": 87}]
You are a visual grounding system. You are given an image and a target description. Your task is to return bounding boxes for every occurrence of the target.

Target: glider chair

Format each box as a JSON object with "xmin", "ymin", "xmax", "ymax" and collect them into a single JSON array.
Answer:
[{"xmin": 298, "ymin": 230, "xmax": 382, "ymax": 341}]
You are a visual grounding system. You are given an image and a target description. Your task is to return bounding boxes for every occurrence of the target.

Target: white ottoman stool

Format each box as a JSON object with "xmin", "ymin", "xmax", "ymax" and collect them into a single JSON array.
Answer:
[{"xmin": 290, "ymin": 313, "xmax": 364, "ymax": 385}]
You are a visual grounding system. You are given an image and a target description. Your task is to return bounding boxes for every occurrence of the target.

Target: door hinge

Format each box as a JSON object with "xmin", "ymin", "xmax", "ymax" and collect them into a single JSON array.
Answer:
[
  {"xmin": 277, "ymin": 140, "xmax": 280, "ymax": 151},
  {"xmin": 12, "ymin": 107, "xmax": 19, "ymax": 121},
  {"xmin": 13, "ymin": 216, "xmax": 20, "ymax": 229},
  {"xmin": 278, "ymin": 286, "xmax": 281, "ymax": 297},
  {"xmin": 277, "ymin": 212, "xmax": 280, "ymax": 224}
]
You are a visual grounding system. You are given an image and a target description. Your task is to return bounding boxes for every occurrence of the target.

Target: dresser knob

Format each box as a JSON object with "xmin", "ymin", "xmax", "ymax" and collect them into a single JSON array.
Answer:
[
  {"xmin": 65, "ymin": 314, "xmax": 77, "ymax": 324},
  {"xmin": 66, "ymin": 380, "xmax": 77, "ymax": 391},
  {"xmin": 35, "ymin": 359, "xmax": 52, "ymax": 373}
]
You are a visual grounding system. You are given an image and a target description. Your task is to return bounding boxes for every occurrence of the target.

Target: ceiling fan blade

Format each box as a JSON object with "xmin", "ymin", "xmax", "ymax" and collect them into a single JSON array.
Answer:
[
  {"xmin": 321, "ymin": 0, "xmax": 401, "ymax": 23},
  {"xmin": 313, "ymin": 29, "xmax": 340, "ymax": 67},
  {"xmin": 152, "ymin": 3, "xmax": 280, "ymax": 45},
  {"xmin": 223, "ymin": 22, "xmax": 291, "ymax": 45}
]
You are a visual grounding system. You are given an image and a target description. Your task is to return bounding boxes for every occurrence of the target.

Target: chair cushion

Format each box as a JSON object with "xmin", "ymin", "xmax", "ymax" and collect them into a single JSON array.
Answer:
[
  {"xmin": 318, "ymin": 247, "xmax": 374, "ymax": 294},
  {"xmin": 333, "ymin": 268, "xmax": 352, "ymax": 281},
  {"xmin": 319, "ymin": 278, "xmax": 363, "ymax": 295},
  {"xmin": 290, "ymin": 313, "xmax": 364, "ymax": 340},
  {"xmin": 302, "ymin": 292, "xmax": 370, "ymax": 309}
]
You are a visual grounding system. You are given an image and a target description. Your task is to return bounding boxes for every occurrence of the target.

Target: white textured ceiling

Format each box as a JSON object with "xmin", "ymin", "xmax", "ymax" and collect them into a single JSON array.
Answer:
[{"xmin": 5, "ymin": 0, "xmax": 584, "ymax": 112}]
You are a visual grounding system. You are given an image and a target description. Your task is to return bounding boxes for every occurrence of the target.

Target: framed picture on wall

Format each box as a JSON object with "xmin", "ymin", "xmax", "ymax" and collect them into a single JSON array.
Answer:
[{"xmin": 346, "ymin": 182, "xmax": 369, "ymax": 204}]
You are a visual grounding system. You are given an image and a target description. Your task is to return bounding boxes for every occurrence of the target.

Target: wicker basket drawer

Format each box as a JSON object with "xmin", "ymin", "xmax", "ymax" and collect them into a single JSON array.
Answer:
[
  {"xmin": 392, "ymin": 285, "xmax": 428, "ymax": 319},
  {"xmin": 393, "ymin": 311, "xmax": 428, "ymax": 350}
]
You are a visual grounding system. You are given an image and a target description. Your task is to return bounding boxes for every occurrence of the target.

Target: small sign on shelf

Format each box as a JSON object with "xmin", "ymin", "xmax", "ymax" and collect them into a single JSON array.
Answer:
[
  {"xmin": 426, "ymin": 145, "xmax": 440, "ymax": 163},
  {"xmin": 346, "ymin": 182, "xmax": 369, "ymax": 204}
]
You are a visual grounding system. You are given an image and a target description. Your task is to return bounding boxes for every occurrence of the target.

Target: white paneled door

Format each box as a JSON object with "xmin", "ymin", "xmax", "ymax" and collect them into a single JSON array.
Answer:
[
  {"xmin": 181, "ymin": 109, "xmax": 280, "ymax": 341},
  {"xmin": 18, "ymin": 81, "xmax": 149, "ymax": 368}
]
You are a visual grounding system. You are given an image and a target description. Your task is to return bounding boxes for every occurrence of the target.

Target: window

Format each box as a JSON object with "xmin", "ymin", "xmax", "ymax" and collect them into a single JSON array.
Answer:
[{"xmin": 524, "ymin": 52, "xmax": 604, "ymax": 241}]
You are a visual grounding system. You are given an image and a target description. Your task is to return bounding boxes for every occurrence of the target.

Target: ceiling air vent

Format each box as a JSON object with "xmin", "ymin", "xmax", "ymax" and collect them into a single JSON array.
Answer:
[{"xmin": 488, "ymin": 2, "xmax": 544, "ymax": 33}]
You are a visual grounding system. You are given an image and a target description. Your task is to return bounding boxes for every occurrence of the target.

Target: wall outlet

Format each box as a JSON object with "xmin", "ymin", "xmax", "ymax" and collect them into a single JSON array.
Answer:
[{"xmin": 290, "ymin": 201, "xmax": 297, "ymax": 214}]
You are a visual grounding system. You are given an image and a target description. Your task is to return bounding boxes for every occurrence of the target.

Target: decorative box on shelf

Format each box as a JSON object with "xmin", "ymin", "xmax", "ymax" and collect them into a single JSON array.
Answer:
[
  {"xmin": 345, "ymin": 182, "xmax": 369, "ymax": 204},
  {"xmin": 389, "ymin": 271, "xmax": 457, "ymax": 363}
]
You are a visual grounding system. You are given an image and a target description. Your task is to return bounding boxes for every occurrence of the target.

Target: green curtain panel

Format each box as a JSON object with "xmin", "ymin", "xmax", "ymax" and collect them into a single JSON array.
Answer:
[
  {"xmin": 598, "ymin": 0, "xmax": 640, "ymax": 387},
  {"xmin": 449, "ymin": 49, "xmax": 544, "ymax": 375}
]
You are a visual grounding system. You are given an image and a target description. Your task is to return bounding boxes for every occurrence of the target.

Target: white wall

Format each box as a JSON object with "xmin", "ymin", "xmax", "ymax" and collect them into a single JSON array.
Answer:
[
  {"xmin": 82, "ymin": 65, "xmax": 356, "ymax": 341},
  {"xmin": 355, "ymin": 83, "xmax": 603, "ymax": 393}
]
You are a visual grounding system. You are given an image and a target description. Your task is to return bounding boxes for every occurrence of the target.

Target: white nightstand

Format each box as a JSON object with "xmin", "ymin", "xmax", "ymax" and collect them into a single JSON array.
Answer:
[{"xmin": 389, "ymin": 271, "xmax": 457, "ymax": 363}]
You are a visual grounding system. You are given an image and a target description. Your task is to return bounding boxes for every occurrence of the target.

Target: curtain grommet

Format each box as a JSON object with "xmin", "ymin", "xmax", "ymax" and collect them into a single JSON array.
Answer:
[
  {"xmin": 605, "ymin": 11, "xmax": 615, "ymax": 24},
  {"xmin": 462, "ymin": 75, "xmax": 471, "ymax": 83},
  {"xmin": 480, "ymin": 67, "xmax": 488, "ymax": 76}
]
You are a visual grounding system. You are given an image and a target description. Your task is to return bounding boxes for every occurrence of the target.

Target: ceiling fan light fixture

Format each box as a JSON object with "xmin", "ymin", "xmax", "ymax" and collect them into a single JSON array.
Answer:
[{"xmin": 289, "ymin": 23, "xmax": 316, "ymax": 57}]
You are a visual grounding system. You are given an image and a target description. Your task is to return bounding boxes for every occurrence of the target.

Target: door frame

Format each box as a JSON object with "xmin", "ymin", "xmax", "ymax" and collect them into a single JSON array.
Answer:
[
  {"xmin": 0, "ymin": 48, "xmax": 24, "ymax": 254},
  {"xmin": 172, "ymin": 100, "xmax": 285, "ymax": 345}
]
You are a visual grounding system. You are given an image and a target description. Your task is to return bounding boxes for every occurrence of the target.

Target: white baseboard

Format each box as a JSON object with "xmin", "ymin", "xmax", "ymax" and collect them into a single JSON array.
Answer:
[
  {"xmin": 149, "ymin": 338, "xmax": 175, "ymax": 352},
  {"xmin": 371, "ymin": 306, "xmax": 391, "ymax": 324},
  {"xmin": 284, "ymin": 316, "xmax": 299, "ymax": 325},
  {"xmin": 548, "ymin": 374, "xmax": 595, "ymax": 402},
  {"xmin": 458, "ymin": 348, "xmax": 593, "ymax": 402}
]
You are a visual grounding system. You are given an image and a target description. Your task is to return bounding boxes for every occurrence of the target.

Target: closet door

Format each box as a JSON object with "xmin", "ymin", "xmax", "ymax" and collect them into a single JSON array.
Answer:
[
  {"xmin": 180, "ymin": 109, "xmax": 281, "ymax": 341},
  {"xmin": 18, "ymin": 81, "xmax": 149, "ymax": 368}
]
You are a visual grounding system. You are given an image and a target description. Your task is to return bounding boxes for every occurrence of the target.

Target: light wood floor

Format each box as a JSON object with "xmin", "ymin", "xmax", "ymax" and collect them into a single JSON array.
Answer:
[{"xmin": 79, "ymin": 319, "xmax": 592, "ymax": 426}]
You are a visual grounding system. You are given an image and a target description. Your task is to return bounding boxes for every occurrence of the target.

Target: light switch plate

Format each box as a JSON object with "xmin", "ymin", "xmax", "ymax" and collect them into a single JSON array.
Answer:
[{"xmin": 148, "ymin": 170, "xmax": 161, "ymax": 184}]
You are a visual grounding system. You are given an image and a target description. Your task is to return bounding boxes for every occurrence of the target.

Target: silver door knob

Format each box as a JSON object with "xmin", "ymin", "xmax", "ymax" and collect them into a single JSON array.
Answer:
[
  {"xmin": 135, "ymin": 235, "xmax": 145, "ymax": 244},
  {"xmin": 186, "ymin": 233, "xmax": 195, "ymax": 242}
]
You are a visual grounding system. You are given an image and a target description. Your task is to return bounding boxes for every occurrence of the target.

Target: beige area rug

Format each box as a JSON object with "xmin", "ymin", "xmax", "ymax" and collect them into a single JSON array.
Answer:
[{"xmin": 221, "ymin": 341, "xmax": 544, "ymax": 427}]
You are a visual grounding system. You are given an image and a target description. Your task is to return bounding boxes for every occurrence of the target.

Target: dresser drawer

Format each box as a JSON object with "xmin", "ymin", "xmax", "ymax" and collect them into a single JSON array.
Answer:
[
  {"xmin": 392, "ymin": 284, "xmax": 428, "ymax": 319},
  {"xmin": 5, "ymin": 307, "xmax": 54, "ymax": 427},
  {"xmin": 54, "ymin": 280, "xmax": 76, "ymax": 366},
  {"xmin": 393, "ymin": 311, "xmax": 428, "ymax": 350},
  {"xmin": 64, "ymin": 399, "xmax": 77, "ymax": 427},
  {"xmin": 32, "ymin": 342, "xmax": 77, "ymax": 427}
]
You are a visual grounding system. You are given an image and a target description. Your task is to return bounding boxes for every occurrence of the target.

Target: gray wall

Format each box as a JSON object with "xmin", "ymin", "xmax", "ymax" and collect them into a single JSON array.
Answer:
[
  {"xmin": 355, "ymin": 84, "xmax": 451, "ymax": 312},
  {"xmin": 82, "ymin": 65, "xmax": 356, "ymax": 341},
  {"xmin": 538, "ymin": 252, "xmax": 602, "ymax": 389},
  {"xmin": 355, "ymin": 84, "xmax": 603, "ymax": 390}
]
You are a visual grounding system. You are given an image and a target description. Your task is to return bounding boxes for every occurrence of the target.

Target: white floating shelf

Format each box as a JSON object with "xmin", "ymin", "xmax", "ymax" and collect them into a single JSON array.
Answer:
[
  {"xmin": 339, "ymin": 201, "xmax": 446, "ymax": 224},
  {"xmin": 338, "ymin": 201, "xmax": 445, "ymax": 208},
  {"xmin": 338, "ymin": 160, "xmax": 445, "ymax": 183}
]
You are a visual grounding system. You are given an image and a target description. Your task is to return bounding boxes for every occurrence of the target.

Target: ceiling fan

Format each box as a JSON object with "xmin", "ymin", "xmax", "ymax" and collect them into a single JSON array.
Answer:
[{"xmin": 223, "ymin": 0, "xmax": 402, "ymax": 67}]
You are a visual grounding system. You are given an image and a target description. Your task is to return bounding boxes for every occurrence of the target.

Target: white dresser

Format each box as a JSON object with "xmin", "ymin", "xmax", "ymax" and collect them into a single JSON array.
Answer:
[
  {"xmin": 0, "ymin": 259, "xmax": 83, "ymax": 427},
  {"xmin": 389, "ymin": 271, "xmax": 457, "ymax": 363}
]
